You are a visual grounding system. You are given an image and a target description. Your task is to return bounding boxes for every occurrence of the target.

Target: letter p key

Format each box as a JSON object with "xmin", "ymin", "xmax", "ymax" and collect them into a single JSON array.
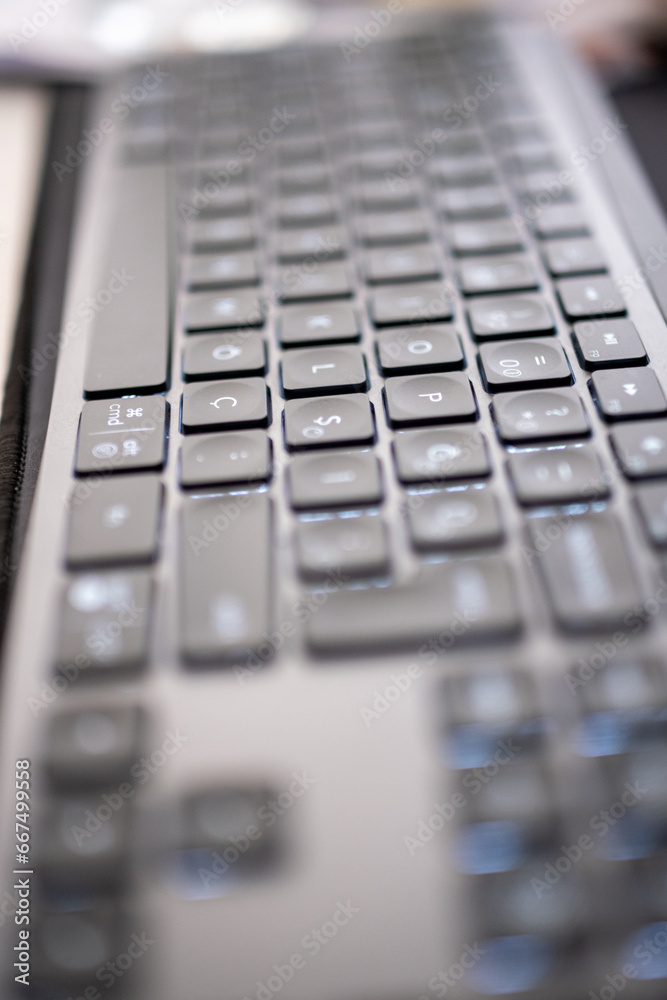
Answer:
[{"xmin": 419, "ymin": 392, "xmax": 443, "ymax": 403}]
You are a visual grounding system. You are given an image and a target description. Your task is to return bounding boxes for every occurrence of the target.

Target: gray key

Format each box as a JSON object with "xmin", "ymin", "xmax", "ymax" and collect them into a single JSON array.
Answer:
[
  {"xmin": 610, "ymin": 420, "xmax": 667, "ymax": 477},
  {"xmin": 275, "ymin": 226, "xmax": 346, "ymax": 262},
  {"xmin": 183, "ymin": 332, "xmax": 266, "ymax": 380},
  {"xmin": 296, "ymin": 516, "xmax": 390, "ymax": 579},
  {"xmin": 358, "ymin": 211, "xmax": 430, "ymax": 246},
  {"xmin": 277, "ymin": 164, "xmax": 331, "ymax": 193},
  {"xmin": 46, "ymin": 704, "xmax": 144, "ymax": 788},
  {"xmin": 181, "ymin": 378, "xmax": 269, "ymax": 432},
  {"xmin": 557, "ymin": 276, "xmax": 626, "ymax": 321},
  {"xmin": 590, "ymin": 368, "xmax": 667, "ymax": 420},
  {"xmin": 459, "ymin": 255, "xmax": 539, "ymax": 295},
  {"xmin": 479, "ymin": 339, "xmax": 571, "ymax": 392},
  {"xmin": 364, "ymin": 246, "xmax": 441, "ymax": 284},
  {"xmin": 468, "ymin": 294, "xmax": 554, "ymax": 340},
  {"xmin": 370, "ymin": 282, "xmax": 454, "ymax": 326},
  {"xmin": 527, "ymin": 511, "xmax": 642, "ymax": 631},
  {"xmin": 33, "ymin": 906, "xmax": 123, "ymax": 987},
  {"xmin": 385, "ymin": 373, "xmax": 477, "ymax": 426},
  {"xmin": 449, "ymin": 219, "xmax": 524, "ymax": 256},
  {"xmin": 542, "ymin": 238, "xmax": 606, "ymax": 276},
  {"xmin": 83, "ymin": 164, "xmax": 169, "ymax": 397},
  {"xmin": 436, "ymin": 185, "xmax": 509, "ymax": 220},
  {"xmin": 279, "ymin": 303, "xmax": 359, "ymax": 346},
  {"xmin": 394, "ymin": 427, "xmax": 490, "ymax": 483},
  {"xmin": 190, "ymin": 217, "xmax": 256, "ymax": 251},
  {"xmin": 190, "ymin": 184, "xmax": 253, "ymax": 216},
  {"xmin": 180, "ymin": 431, "xmax": 271, "ymax": 487},
  {"xmin": 429, "ymin": 153, "xmax": 497, "ymax": 186},
  {"xmin": 66, "ymin": 475, "xmax": 162, "ymax": 567},
  {"xmin": 281, "ymin": 346, "xmax": 367, "ymax": 397},
  {"xmin": 288, "ymin": 450, "xmax": 383, "ymax": 509},
  {"xmin": 635, "ymin": 483, "xmax": 667, "ymax": 546},
  {"xmin": 353, "ymin": 178, "xmax": 421, "ymax": 211},
  {"xmin": 508, "ymin": 446, "xmax": 609, "ymax": 505},
  {"xmin": 39, "ymin": 794, "xmax": 129, "ymax": 886},
  {"xmin": 515, "ymin": 172, "xmax": 574, "ymax": 203},
  {"xmin": 572, "ymin": 319, "xmax": 647, "ymax": 370},
  {"xmin": 184, "ymin": 290, "xmax": 265, "ymax": 331},
  {"xmin": 307, "ymin": 557, "xmax": 521, "ymax": 651},
  {"xmin": 376, "ymin": 325, "xmax": 464, "ymax": 375},
  {"xmin": 180, "ymin": 493, "xmax": 271, "ymax": 660},
  {"xmin": 278, "ymin": 263, "xmax": 351, "ymax": 302},
  {"xmin": 284, "ymin": 394, "xmax": 375, "ymax": 449},
  {"xmin": 275, "ymin": 193, "xmax": 338, "ymax": 226},
  {"xmin": 57, "ymin": 571, "xmax": 153, "ymax": 675},
  {"xmin": 493, "ymin": 388, "xmax": 590, "ymax": 442},
  {"xmin": 183, "ymin": 786, "xmax": 276, "ymax": 856},
  {"xmin": 75, "ymin": 396, "xmax": 167, "ymax": 475},
  {"xmin": 185, "ymin": 252, "xmax": 260, "ymax": 290},
  {"xmin": 408, "ymin": 489, "xmax": 504, "ymax": 550},
  {"xmin": 534, "ymin": 205, "xmax": 589, "ymax": 239}
]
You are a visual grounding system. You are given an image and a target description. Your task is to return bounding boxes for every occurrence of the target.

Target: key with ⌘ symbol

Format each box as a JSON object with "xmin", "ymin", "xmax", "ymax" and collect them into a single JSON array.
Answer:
[
  {"xmin": 557, "ymin": 276, "xmax": 626, "ymax": 321},
  {"xmin": 296, "ymin": 516, "xmax": 390, "ymax": 579},
  {"xmin": 66, "ymin": 475, "xmax": 163, "ymax": 567},
  {"xmin": 369, "ymin": 282, "xmax": 454, "ymax": 326},
  {"xmin": 75, "ymin": 396, "xmax": 168, "ymax": 475},
  {"xmin": 180, "ymin": 431, "xmax": 271, "ymax": 487},
  {"xmin": 394, "ymin": 427, "xmax": 490, "ymax": 483},
  {"xmin": 408, "ymin": 489, "xmax": 504, "ymax": 550},
  {"xmin": 384, "ymin": 372, "xmax": 477, "ymax": 426},
  {"xmin": 281, "ymin": 346, "xmax": 367, "ymax": 397},
  {"xmin": 284, "ymin": 395, "xmax": 375, "ymax": 449},
  {"xmin": 181, "ymin": 378, "xmax": 269, "ymax": 432},
  {"xmin": 183, "ymin": 332, "xmax": 266, "ymax": 380},
  {"xmin": 468, "ymin": 294, "xmax": 554, "ymax": 340},
  {"xmin": 572, "ymin": 319, "xmax": 647, "ymax": 370},
  {"xmin": 185, "ymin": 290, "xmax": 265, "ymax": 331},
  {"xmin": 180, "ymin": 493, "xmax": 271, "ymax": 661},
  {"xmin": 507, "ymin": 446, "xmax": 609, "ymax": 505},
  {"xmin": 376, "ymin": 325, "xmax": 464, "ymax": 375},
  {"xmin": 590, "ymin": 368, "xmax": 667, "ymax": 420},
  {"xmin": 492, "ymin": 388, "xmax": 590, "ymax": 442},
  {"xmin": 479, "ymin": 339, "xmax": 572, "ymax": 392},
  {"xmin": 279, "ymin": 303, "xmax": 359, "ymax": 347},
  {"xmin": 610, "ymin": 420, "xmax": 667, "ymax": 478},
  {"xmin": 288, "ymin": 450, "xmax": 383, "ymax": 508}
]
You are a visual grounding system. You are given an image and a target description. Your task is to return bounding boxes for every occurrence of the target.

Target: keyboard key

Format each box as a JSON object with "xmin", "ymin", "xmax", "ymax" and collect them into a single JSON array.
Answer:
[
  {"xmin": 479, "ymin": 339, "xmax": 572, "ymax": 391},
  {"xmin": 468, "ymin": 294, "xmax": 554, "ymax": 340},
  {"xmin": 180, "ymin": 493, "xmax": 271, "ymax": 661},
  {"xmin": 610, "ymin": 420, "xmax": 667, "ymax": 477},
  {"xmin": 307, "ymin": 558, "xmax": 521, "ymax": 651},
  {"xmin": 284, "ymin": 394, "xmax": 375, "ymax": 449},
  {"xmin": 527, "ymin": 511, "xmax": 642, "ymax": 631},
  {"xmin": 185, "ymin": 290, "xmax": 265, "ymax": 331},
  {"xmin": 429, "ymin": 153, "xmax": 496, "ymax": 186},
  {"xmin": 590, "ymin": 368, "xmax": 667, "ymax": 420},
  {"xmin": 572, "ymin": 319, "xmax": 647, "ymax": 370},
  {"xmin": 277, "ymin": 164, "xmax": 331, "ymax": 193},
  {"xmin": 492, "ymin": 388, "xmax": 589, "ymax": 442},
  {"xmin": 408, "ymin": 489, "xmax": 504, "ymax": 550},
  {"xmin": 635, "ymin": 483, "xmax": 667, "ymax": 546},
  {"xmin": 57, "ymin": 571, "xmax": 153, "ymax": 675},
  {"xmin": 515, "ymin": 171, "xmax": 574, "ymax": 203},
  {"xmin": 507, "ymin": 446, "xmax": 609, "ymax": 505},
  {"xmin": 358, "ymin": 211, "xmax": 430, "ymax": 246},
  {"xmin": 353, "ymin": 178, "xmax": 421, "ymax": 211},
  {"xmin": 185, "ymin": 252, "xmax": 260, "ymax": 290},
  {"xmin": 46, "ymin": 705, "xmax": 144, "ymax": 787},
  {"xmin": 281, "ymin": 345, "xmax": 367, "ymax": 397},
  {"xmin": 275, "ymin": 226, "xmax": 346, "ymax": 262},
  {"xmin": 296, "ymin": 515, "xmax": 389, "ymax": 579},
  {"xmin": 542, "ymin": 238, "xmax": 606, "ymax": 276},
  {"xmin": 288, "ymin": 450, "xmax": 383, "ymax": 508},
  {"xmin": 191, "ymin": 183, "xmax": 254, "ymax": 216},
  {"xmin": 75, "ymin": 397, "xmax": 167, "ymax": 475},
  {"xmin": 449, "ymin": 219, "xmax": 524, "ymax": 256},
  {"xmin": 278, "ymin": 262, "xmax": 351, "ymax": 301},
  {"xmin": 376, "ymin": 325, "xmax": 464, "ymax": 375},
  {"xmin": 370, "ymin": 282, "xmax": 454, "ymax": 326},
  {"xmin": 180, "ymin": 430, "xmax": 271, "ymax": 487},
  {"xmin": 385, "ymin": 372, "xmax": 477, "ymax": 426},
  {"xmin": 279, "ymin": 303, "xmax": 359, "ymax": 346},
  {"xmin": 183, "ymin": 332, "xmax": 266, "ymax": 381},
  {"xmin": 459, "ymin": 254, "xmax": 539, "ymax": 295},
  {"xmin": 275, "ymin": 193, "xmax": 338, "ymax": 226},
  {"xmin": 533, "ymin": 204, "xmax": 589, "ymax": 238},
  {"xmin": 394, "ymin": 427, "xmax": 491, "ymax": 483},
  {"xmin": 190, "ymin": 217, "xmax": 256, "ymax": 251},
  {"xmin": 181, "ymin": 378, "xmax": 269, "ymax": 432},
  {"xmin": 557, "ymin": 276, "xmax": 626, "ymax": 320},
  {"xmin": 34, "ymin": 906, "xmax": 124, "ymax": 987},
  {"xmin": 436, "ymin": 185, "xmax": 509, "ymax": 220},
  {"xmin": 364, "ymin": 246, "xmax": 441, "ymax": 284},
  {"xmin": 66, "ymin": 475, "xmax": 163, "ymax": 567},
  {"xmin": 40, "ymin": 794, "xmax": 129, "ymax": 886}
]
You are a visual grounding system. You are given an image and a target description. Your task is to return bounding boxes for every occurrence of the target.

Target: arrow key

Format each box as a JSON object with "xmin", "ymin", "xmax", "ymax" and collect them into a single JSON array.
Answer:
[{"xmin": 590, "ymin": 368, "xmax": 667, "ymax": 421}]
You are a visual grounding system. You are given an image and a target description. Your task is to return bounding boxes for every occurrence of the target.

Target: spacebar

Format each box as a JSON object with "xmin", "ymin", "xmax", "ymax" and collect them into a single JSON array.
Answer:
[
  {"xmin": 180, "ymin": 494, "xmax": 272, "ymax": 661},
  {"xmin": 83, "ymin": 163, "xmax": 169, "ymax": 398},
  {"xmin": 307, "ymin": 557, "xmax": 521, "ymax": 652}
]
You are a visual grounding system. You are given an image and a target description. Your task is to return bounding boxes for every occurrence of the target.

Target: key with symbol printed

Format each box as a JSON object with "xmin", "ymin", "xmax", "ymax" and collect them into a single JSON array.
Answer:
[
  {"xmin": 590, "ymin": 368, "xmax": 667, "ymax": 420},
  {"xmin": 284, "ymin": 395, "xmax": 375, "ymax": 449},
  {"xmin": 75, "ymin": 397, "xmax": 168, "ymax": 475},
  {"xmin": 183, "ymin": 333, "xmax": 266, "ymax": 380},
  {"xmin": 479, "ymin": 340, "xmax": 572, "ymax": 392},
  {"xmin": 181, "ymin": 379, "xmax": 269, "ymax": 432}
]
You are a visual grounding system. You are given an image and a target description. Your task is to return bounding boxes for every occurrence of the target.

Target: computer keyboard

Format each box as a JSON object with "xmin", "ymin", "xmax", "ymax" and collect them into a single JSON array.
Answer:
[{"xmin": 4, "ymin": 10, "xmax": 667, "ymax": 1000}]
